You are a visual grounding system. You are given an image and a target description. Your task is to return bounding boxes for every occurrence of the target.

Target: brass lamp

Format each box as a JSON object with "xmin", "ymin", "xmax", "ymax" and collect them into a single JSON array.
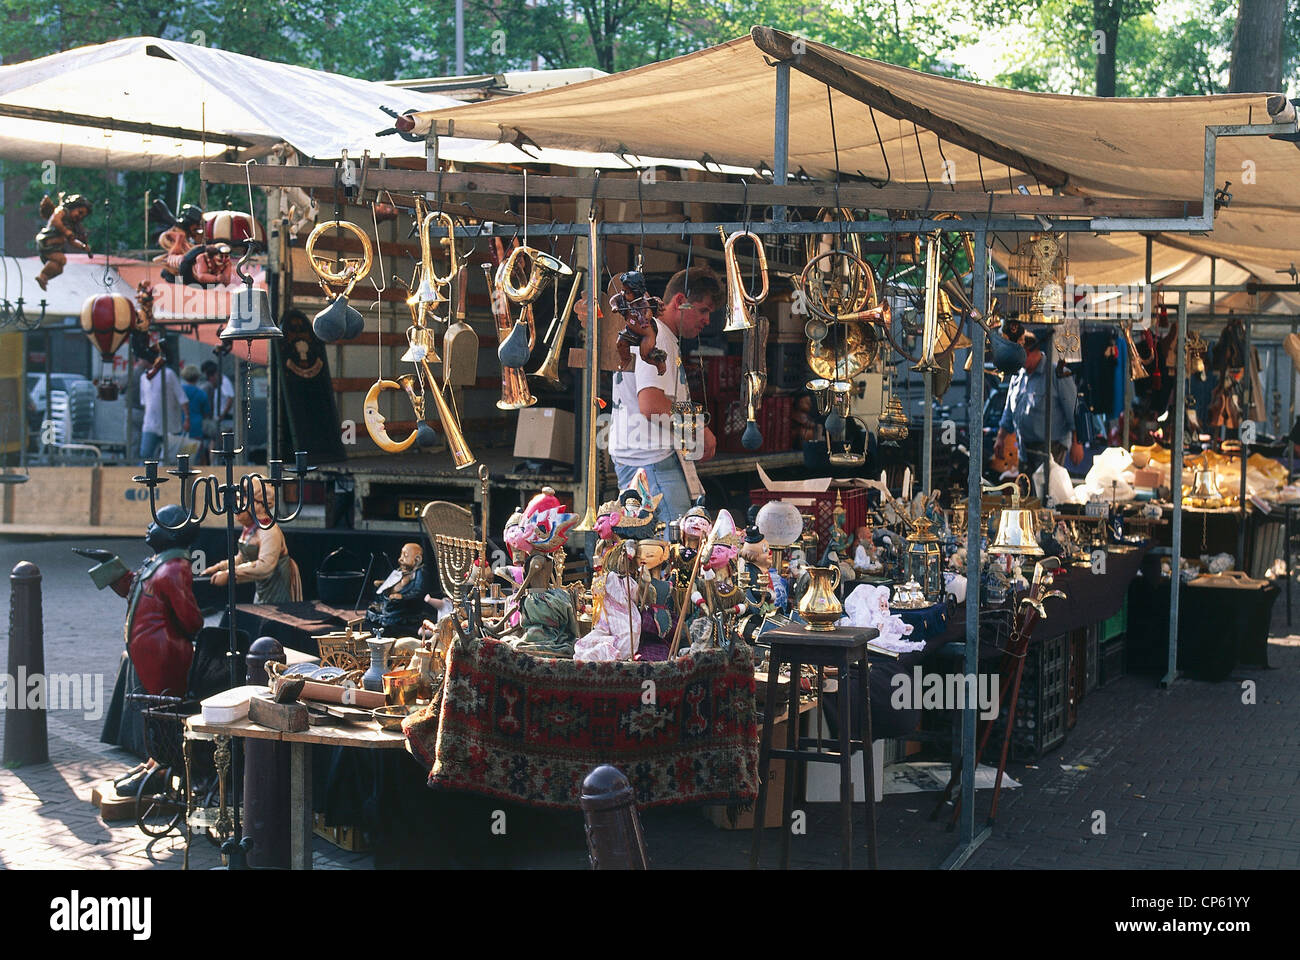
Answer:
[
  {"xmin": 878, "ymin": 393, "xmax": 909, "ymax": 446},
  {"xmin": 986, "ymin": 475, "xmax": 1045, "ymax": 557},
  {"xmin": 903, "ymin": 516, "xmax": 943, "ymax": 602}
]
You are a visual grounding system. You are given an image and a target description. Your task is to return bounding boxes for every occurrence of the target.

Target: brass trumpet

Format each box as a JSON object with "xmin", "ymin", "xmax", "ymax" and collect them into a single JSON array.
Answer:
[
  {"xmin": 718, "ymin": 227, "xmax": 769, "ymax": 333},
  {"xmin": 532, "ymin": 268, "xmax": 585, "ymax": 389}
]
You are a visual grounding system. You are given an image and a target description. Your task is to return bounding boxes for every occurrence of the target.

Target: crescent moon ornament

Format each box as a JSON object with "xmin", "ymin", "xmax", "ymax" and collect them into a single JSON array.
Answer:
[{"xmin": 364, "ymin": 379, "xmax": 418, "ymax": 453}]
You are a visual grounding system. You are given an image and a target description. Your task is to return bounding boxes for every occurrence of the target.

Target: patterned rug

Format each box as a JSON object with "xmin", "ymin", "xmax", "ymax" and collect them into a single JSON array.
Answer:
[{"xmin": 404, "ymin": 638, "xmax": 758, "ymax": 810}]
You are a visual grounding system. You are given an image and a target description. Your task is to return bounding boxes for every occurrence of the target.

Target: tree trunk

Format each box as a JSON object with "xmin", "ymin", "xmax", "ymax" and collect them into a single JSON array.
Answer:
[
  {"xmin": 1228, "ymin": 0, "xmax": 1286, "ymax": 92},
  {"xmin": 1093, "ymin": 0, "xmax": 1121, "ymax": 97}
]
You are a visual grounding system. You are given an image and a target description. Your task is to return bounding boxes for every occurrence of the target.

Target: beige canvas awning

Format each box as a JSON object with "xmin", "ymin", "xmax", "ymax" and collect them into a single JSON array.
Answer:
[{"xmin": 411, "ymin": 27, "xmax": 1300, "ymax": 287}]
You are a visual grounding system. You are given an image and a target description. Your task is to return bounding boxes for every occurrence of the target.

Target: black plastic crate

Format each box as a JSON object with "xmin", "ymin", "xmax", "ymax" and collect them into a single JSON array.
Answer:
[
  {"xmin": 1009, "ymin": 633, "xmax": 1069, "ymax": 761},
  {"xmin": 1099, "ymin": 637, "xmax": 1126, "ymax": 687},
  {"xmin": 1085, "ymin": 625, "xmax": 1099, "ymax": 694}
]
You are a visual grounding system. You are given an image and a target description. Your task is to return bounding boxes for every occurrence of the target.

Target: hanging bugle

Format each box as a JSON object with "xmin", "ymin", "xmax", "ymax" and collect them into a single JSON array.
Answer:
[
  {"xmin": 415, "ymin": 353, "xmax": 476, "ymax": 468},
  {"xmin": 532, "ymin": 268, "xmax": 585, "ymax": 389},
  {"xmin": 417, "ymin": 211, "xmax": 457, "ymax": 304},
  {"xmin": 500, "ymin": 244, "xmax": 574, "ymax": 304},
  {"xmin": 718, "ymin": 226, "xmax": 769, "ymax": 332}
]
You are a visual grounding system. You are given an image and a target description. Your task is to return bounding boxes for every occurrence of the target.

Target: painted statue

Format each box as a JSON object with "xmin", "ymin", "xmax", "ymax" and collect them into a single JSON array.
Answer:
[
  {"xmin": 364, "ymin": 542, "xmax": 428, "ymax": 636},
  {"xmin": 35, "ymin": 193, "xmax": 92, "ymax": 290}
]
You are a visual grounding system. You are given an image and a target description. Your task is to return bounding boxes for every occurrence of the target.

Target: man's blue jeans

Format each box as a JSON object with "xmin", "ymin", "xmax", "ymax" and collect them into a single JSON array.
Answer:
[
  {"xmin": 140, "ymin": 430, "xmax": 164, "ymax": 462},
  {"xmin": 614, "ymin": 452, "xmax": 691, "ymax": 525}
]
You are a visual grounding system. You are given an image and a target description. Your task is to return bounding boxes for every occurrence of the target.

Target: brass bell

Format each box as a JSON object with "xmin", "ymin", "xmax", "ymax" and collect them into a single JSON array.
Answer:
[
  {"xmin": 221, "ymin": 244, "xmax": 283, "ymax": 341},
  {"xmin": 1186, "ymin": 466, "xmax": 1223, "ymax": 507},
  {"xmin": 989, "ymin": 507, "xmax": 1045, "ymax": 556}
]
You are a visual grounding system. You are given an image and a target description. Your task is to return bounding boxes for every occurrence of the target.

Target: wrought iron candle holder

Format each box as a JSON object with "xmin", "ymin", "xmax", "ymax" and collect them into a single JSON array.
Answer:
[{"xmin": 134, "ymin": 431, "xmax": 313, "ymax": 868}]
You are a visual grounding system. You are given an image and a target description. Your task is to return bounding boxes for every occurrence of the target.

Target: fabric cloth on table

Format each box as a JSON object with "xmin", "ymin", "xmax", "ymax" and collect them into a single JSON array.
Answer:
[
  {"xmin": 406, "ymin": 637, "xmax": 758, "ymax": 810},
  {"xmin": 889, "ymin": 600, "xmax": 949, "ymax": 643}
]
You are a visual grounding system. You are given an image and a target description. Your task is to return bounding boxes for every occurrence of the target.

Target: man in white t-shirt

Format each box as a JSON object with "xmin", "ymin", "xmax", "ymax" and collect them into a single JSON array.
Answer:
[
  {"xmin": 606, "ymin": 266, "xmax": 721, "ymax": 523},
  {"xmin": 139, "ymin": 364, "xmax": 190, "ymax": 462}
]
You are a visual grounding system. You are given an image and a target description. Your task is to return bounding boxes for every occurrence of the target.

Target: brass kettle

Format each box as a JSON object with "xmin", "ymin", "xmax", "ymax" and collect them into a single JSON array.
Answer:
[{"xmin": 797, "ymin": 565, "xmax": 843, "ymax": 632}]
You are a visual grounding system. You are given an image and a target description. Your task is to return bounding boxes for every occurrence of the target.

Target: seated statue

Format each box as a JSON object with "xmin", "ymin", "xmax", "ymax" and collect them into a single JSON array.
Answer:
[{"xmin": 365, "ymin": 542, "xmax": 428, "ymax": 636}]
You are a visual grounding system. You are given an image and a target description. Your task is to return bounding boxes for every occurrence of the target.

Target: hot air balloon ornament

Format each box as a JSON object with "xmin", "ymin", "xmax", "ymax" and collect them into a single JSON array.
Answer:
[
  {"xmin": 80, "ymin": 293, "xmax": 138, "ymax": 400},
  {"xmin": 204, "ymin": 210, "xmax": 265, "ymax": 251}
]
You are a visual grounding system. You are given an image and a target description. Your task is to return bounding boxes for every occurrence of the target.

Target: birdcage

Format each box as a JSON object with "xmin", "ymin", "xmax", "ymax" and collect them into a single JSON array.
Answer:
[{"xmin": 1006, "ymin": 234, "xmax": 1066, "ymax": 326}]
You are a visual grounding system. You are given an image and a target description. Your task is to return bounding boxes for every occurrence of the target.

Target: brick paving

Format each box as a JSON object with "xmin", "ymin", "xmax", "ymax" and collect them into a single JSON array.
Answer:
[{"xmin": 2, "ymin": 534, "xmax": 1298, "ymax": 869}]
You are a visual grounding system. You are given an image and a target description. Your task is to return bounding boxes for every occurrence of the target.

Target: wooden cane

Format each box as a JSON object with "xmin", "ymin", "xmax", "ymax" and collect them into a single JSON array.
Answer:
[{"xmin": 667, "ymin": 536, "xmax": 709, "ymax": 658}]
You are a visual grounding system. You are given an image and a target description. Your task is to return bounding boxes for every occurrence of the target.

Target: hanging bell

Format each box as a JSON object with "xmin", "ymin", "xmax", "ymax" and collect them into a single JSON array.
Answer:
[
  {"xmin": 313, "ymin": 295, "xmax": 363, "ymax": 343},
  {"xmin": 221, "ymin": 285, "xmax": 281, "ymax": 341},
  {"xmin": 497, "ymin": 319, "xmax": 532, "ymax": 368},
  {"xmin": 988, "ymin": 507, "xmax": 1045, "ymax": 556}
]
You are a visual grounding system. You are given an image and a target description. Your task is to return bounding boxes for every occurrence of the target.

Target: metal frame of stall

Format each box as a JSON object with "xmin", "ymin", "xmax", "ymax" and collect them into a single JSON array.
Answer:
[{"xmin": 203, "ymin": 58, "xmax": 1295, "ymax": 869}]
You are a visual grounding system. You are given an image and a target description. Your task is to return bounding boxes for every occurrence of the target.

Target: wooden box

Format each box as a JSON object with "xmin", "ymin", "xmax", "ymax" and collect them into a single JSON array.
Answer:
[
  {"xmin": 97, "ymin": 465, "xmax": 156, "ymax": 529},
  {"xmin": 7, "ymin": 466, "xmax": 94, "ymax": 527}
]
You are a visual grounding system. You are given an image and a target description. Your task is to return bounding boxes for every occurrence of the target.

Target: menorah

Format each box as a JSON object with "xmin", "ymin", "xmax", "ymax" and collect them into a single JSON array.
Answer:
[
  {"xmin": 0, "ymin": 297, "xmax": 46, "ymax": 331},
  {"xmin": 435, "ymin": 533, "xmax": 485, "ymax": 613},
  {"xmin": 135, "ymin": 431, "xmax": 312, "ymax": 869}
]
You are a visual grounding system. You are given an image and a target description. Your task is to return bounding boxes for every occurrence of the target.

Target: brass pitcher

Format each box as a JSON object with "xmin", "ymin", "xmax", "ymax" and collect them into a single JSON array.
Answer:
[{"xmin": 797, "ymin": 565, "xmax": 843, "ymax": 632}]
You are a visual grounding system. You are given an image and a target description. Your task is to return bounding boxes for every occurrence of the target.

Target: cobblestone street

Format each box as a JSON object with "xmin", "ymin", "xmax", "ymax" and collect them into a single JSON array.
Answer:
[{"xmin": 2, "ymin": 535, "xmax": 1297, "ymax": 870}]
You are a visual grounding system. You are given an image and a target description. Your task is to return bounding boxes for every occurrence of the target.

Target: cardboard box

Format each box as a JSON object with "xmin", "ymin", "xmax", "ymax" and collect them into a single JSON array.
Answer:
[{"xmin": 513, "ymin": 407, "xmax": 575, "ymax": 463}]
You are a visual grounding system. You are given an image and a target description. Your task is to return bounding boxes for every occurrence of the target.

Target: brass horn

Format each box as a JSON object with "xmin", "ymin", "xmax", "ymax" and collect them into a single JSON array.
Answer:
[
  {"xmin": 415, "ymin": 354, "xmax": 476, "ymax": 469},
  {"xmin": 718, "ymin": 227, "xmax": 769, "ymax": 333},
  {"xmin": 417, "ymin": 211, "xmax": 457, "ymax": 304},
  {"xmin": 912, "ymin": 231, "xmax": 944, "ymax": 375},
  {"xmin": 485, "ymin": 259, "xmax": 537, "ymax": 411},
  {"xmin": 799, "ymin": 249, "xmax": 879, "ymax": 323},
  {"xmin": 1121, "ymin": 321, "xmax": 1149, "ymax": 381},
  {"xmin": 574, "ymin": 213, "xmax": 602, "ymax": 533},
  {"xmin": 500, "ymin": 244, "xmax": 574, "ymax": 305},
  {"xmin": 532, "ymin": 268, "xmax": 585, "ymax": 389}
]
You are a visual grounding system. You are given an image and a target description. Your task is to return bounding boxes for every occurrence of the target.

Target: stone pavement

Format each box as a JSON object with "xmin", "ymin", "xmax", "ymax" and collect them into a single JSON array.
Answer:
[{"xmin": 2, "ymin": 534, "xmax": 1298, "ymax": 869}]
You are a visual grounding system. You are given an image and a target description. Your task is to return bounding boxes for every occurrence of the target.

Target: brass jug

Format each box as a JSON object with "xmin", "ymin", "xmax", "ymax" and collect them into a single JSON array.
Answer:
[{"xmin": 797, "ymin": 565, "xmax": 843, "ymax": 632}]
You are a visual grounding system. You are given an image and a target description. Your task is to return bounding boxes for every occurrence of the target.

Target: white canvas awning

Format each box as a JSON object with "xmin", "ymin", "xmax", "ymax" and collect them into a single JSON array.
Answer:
[{"xmin": 0, "ymin": 37, "xmax": 462, "ymax": 169}]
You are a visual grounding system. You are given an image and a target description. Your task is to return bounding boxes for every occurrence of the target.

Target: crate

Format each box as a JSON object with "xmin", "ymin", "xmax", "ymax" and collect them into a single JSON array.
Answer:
[
  {"xmin": 758, "ymin": 394, "xmax": 793, "ymax": 453},
  {"xmin": 1099, "ymin": 637, "xmax": 1126, "ymax": 686},
  {"xmin": 1010, "ymin": 633, "xmax": 1069, "ymax": 761},
  {"xmin": 1068, "ymin": 629, "xmax": 1086, "ymax": 730},
  {"xmin": 1100, "ymin": 597, "xmax": 1127, "ymax": 642},
  {"xmin": 705, "ymin": 355, "xmax": 743, "ymax": 396},
  {"xmin": 313, "ymin": 812, "xmax": 369, "ymax": 852},
  {"xmin": 748, "ymin": 486, "xmax": 869, "ymax": 554}
]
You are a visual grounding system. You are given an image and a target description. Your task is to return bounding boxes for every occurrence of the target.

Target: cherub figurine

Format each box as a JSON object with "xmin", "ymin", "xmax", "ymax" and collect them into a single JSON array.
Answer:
[
  {"xmin": 35, "ymin": 192, "xmax": 92, "ymax": 290},
  {"xmin": 149, "ymin": 199, "xmax": 205, "ymax": 281},
  {"xmin": 609, "ymin": 270, "xmax": 667, "ymax": 375}
]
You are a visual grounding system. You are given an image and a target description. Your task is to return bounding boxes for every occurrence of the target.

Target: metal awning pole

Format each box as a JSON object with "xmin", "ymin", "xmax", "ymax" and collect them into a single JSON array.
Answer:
[
  {"xmin": 772, "ymin": 62, "xmax": 790, "ymax": 224},
  {"xmin": 1163, "ymin": 291, "xmax": 1187, "ymax": 688},
  {"xmin": 943, "ymin": 224, "xmax": 992, "ymax": 868},
  {"xmin": 1239, "ymin": 294, "xmax": 1256, "ymax": 569}
]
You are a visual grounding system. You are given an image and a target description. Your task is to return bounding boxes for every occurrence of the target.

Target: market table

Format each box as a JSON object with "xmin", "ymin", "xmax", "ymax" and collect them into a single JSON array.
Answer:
[{"xmin": 188, "ymin": 715, "xmax": 406, "ymax": 870}]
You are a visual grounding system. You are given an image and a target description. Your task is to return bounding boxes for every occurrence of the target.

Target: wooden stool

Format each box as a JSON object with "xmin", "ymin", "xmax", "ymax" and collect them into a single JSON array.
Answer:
[{"xmin": 750, "ymin": 624, "xmax": 879, "ymax": 869}]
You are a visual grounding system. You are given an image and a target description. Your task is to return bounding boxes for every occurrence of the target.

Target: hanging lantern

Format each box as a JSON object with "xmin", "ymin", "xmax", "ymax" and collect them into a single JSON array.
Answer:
[
  {"xmin": 80, "ymin": 294, "xmax": 136, "ymax": 401},
  {"xmin": 904, "ymin": 516, "xmax": 943, "ymax": 602},
  {"xmin": 878, "ymin": 394, "xmax": 909, "ymax": 446},
  {"xmin": 204, "ymin": 210, "xmax": 265, "ymax": 249}
]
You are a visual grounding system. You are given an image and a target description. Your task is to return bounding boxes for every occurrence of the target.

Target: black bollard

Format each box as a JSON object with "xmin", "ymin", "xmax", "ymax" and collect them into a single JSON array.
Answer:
[
  {"xmin": 4, "ymin": 561, "xmax": 48, "ymax": 766},
  {"xmin": 244, "ymin": 637, "xmax": 290, "ymax": 869},
  {"xmin": 580, "ymin": 765, "xmax": 649, "ymax": 870}
]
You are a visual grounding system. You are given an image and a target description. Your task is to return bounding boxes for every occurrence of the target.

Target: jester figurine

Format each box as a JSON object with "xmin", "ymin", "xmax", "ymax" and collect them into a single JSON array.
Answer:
[
  {"xmin": 573, "ymin": 469, "xmax": 660, "ymax": 661},
  {"xmin": 34, "ymin": 192, "xmax": 92, "ymax": 290},
  {"xmin": 494, "ymin": 488, "xmax": 578, "ymax": 653},
  {"xmin": 77, "ymin": 504, "xmax": 202, "ymax": 788}
]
